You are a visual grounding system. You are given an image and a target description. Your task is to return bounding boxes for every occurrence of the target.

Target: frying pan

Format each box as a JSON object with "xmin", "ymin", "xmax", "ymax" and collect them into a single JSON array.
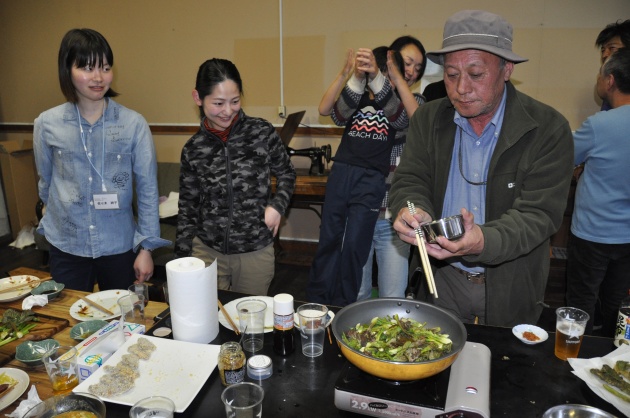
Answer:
[{"xmin": 331, "ymin": 298, "xmax": 467, "ymax": 381}]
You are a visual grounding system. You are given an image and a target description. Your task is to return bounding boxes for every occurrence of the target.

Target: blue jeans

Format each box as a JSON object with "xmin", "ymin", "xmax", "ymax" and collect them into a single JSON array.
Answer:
[{"xmin": 358, "ymin": 219, "xmax": 410, "ymax": 300}]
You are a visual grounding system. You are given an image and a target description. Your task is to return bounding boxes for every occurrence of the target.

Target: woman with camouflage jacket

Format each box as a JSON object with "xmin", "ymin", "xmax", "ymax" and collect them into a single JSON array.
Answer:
[{"xmin": 176, "ymin": 58, "xmax": 296, "ymax": 295}]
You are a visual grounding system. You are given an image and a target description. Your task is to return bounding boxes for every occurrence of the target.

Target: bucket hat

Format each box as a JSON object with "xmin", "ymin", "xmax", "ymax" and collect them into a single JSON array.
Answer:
[{"xmin": 427, "ymin": 10, "xmax": 528, "ymax": 64}]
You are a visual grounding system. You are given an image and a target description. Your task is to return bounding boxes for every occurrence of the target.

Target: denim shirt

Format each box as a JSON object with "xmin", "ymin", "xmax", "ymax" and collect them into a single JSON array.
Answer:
[
  {"xmin": 33, "ymin": 99, "xmax": 170, "ymax": 258},
  {"xmin": 442, "ymin": 88, "xmax": 507, "ymax": 274}
]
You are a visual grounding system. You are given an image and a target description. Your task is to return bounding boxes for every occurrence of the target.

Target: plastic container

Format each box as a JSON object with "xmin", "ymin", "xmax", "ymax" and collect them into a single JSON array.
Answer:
[{"xmin": 247, "ymin": 355, "xmax": 273, "ymax": 380}]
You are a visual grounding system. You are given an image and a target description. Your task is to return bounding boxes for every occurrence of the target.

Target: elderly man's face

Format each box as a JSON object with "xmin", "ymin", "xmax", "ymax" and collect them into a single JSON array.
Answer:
[{"xmin": 443, "ymin": 50, "xmax": 514, "ymax": 130}]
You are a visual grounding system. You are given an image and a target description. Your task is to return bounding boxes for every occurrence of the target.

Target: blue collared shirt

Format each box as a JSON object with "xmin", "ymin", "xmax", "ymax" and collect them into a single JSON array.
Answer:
[
  {"xmin": 34, "ymin": 99, "xmax": 170, "ymax": 258},
  {"xmin": 442, "ymin": 88, "xmax": 507, "ymax": 273}
]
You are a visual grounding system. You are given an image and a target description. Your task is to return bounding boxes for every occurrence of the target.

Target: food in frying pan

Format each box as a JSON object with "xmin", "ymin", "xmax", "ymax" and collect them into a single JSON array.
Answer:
[{"xmin": 342, "ymin": 314, "xmax": 452, "ymax": 362}]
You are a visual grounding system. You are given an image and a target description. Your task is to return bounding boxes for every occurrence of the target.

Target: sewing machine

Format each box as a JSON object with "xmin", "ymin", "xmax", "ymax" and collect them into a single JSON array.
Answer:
[{"xmin": 286, "ymin": 144, "xmax": 332, "ymax": 176}]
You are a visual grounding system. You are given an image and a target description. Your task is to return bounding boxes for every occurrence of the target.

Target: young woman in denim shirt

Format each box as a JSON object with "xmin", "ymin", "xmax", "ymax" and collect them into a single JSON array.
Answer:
[{"xmin": 33, "ymin": 28, "xmax": 169, "ymax": 292}]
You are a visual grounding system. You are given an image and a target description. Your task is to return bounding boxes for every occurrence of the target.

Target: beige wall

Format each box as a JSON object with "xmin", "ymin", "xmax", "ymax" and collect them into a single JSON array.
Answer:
[{"xmin": 1, "ymin": 0, "xmax": 628, "ymax": 241}]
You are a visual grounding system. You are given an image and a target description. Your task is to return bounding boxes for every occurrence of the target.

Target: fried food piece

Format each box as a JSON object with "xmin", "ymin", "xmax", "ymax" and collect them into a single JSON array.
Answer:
[
  {"xmin": 128, "ymin": 343, "xmax": 151, "ymax": 360},
  {"xmin": 121, "ymin": 353, "xmax": 140, "ymax": 370},
  {"xmin": 137, "ymin": 337, "xmax": 156, "ymax": 352},
  {"xmin": 615, "ymin": 360, "xmax": 630, "ymax": 380}
]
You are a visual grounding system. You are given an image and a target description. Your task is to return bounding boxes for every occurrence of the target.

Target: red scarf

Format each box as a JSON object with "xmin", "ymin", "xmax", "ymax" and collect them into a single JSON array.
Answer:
[{"xmin": 204, "ymin": 114, "xmax": 239, "ymax": 143}]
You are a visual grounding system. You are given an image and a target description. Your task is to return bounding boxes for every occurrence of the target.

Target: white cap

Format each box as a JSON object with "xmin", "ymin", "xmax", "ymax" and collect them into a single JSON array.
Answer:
[{"xmin": 273, "ymin": 293, "xmax": 294, "ymax": 315}]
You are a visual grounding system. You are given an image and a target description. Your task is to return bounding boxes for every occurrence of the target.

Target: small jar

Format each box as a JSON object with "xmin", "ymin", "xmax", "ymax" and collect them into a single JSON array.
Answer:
[
  {"xmin": 218, "ymin": 342, "xmax": 246, "ymax": 386},
  {"xmin": 247, "ymin": 355, "xmax": 273, "ymax": 380}
]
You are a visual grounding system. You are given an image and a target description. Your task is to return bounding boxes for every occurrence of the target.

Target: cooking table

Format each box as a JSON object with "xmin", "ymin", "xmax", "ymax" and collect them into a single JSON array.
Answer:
[{"xmin": 0, "ymin": 279, "xmax": 624, "ymax": 417}]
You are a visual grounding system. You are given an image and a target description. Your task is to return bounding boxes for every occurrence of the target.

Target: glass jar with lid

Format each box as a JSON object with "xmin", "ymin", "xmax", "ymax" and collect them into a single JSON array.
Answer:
[{"xmin": 218, "ymin": 341, "xmax": 246, "ymax": 386}]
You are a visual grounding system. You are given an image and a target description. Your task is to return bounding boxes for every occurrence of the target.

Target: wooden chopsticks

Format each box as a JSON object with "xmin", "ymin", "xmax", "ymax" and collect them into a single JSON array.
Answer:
[
  {"xmin": 218, "ymin": 300, "xmax": 240, "ymax": 335},
  {"xmin": 80, "ymin": 296, "xmax": 116, "ymax": 316},
  {"xmin": 407, "ymin": 201, "xmax": 438, "ymax": 299},
  {"xmin": 0, "ymin": 276, "xmax": 53, "ymax": 295}
]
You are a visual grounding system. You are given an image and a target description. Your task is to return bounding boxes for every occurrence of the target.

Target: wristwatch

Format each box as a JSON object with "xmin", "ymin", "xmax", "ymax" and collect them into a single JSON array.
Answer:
[{"xmin": 139, "ymin": 246, "xmax": 153, "ymax": 252}]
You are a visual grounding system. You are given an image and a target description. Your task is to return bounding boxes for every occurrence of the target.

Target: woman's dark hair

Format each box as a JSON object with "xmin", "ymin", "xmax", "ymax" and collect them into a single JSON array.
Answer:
[
  {"xmin": 389, "ymin": 35, "xmax": 427, "ymax": 82},
  {"xmin": 372, "ymin": 46, "xmax": 404, "ymax": 77},
  {"xmin": 195, "ymin": 58, "xmax": 243, "ymax": 118},
  {"xmin": 58, "ymin": 28, "xmax": 118, "ymax": 103}
]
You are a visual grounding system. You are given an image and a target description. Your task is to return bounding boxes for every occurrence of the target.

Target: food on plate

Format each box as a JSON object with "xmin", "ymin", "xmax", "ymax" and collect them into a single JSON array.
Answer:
[
  {"xmin": 88, "ymin": 337, "xmax": 156, "ymax": 398},
  {"xmin": 590, "ymin": 362, "xmax": 630, "ymax": 402},
  {"xmin": 0, "ymin": 372, "xmax": 18, "ymax": 398},
  {"xmin": 54, "ymin": 412, "xmax": 99, "ymax": 418},
  {"xmin": 342, "ymin": 314, "xmax": 452, "ymax": 362},
  {"xmin": 0, "ymin": 276, "xmax": 39, "ymax": 294},
  {"xmin": 77, "ymin": 305, "xmax": 91, "ymax": 317},
  {"xmin": 522, "ymin": 331, "xmax": 540, "ymax": 342},
  {"xmin": 615, "ymin": 360, "xmax": 630, "ymax": 380},
  {"xmin": 0, "ymin": 309, "xmax": 38, "ymax": 346}
]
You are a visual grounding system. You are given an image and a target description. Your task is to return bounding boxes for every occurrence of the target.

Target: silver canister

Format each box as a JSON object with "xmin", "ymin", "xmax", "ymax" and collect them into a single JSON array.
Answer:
[{"xmin": 421, "ymin": 214, "xmax": 464, "ymax": 244}]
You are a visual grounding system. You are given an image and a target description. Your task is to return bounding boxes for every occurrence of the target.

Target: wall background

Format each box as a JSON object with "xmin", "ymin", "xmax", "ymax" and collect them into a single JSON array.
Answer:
[{"xmin": 1, "ymin": 1, "xmax": 628, "ymax": 241}]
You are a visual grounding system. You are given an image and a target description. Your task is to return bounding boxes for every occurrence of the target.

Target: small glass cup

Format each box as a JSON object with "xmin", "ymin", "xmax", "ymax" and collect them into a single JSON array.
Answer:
[
  {"xmin": 297, "ymin": 303, "xmax": 331, "ymax": 357},
  {"xmin": 221, "ymin": 382, "xmax": 264, "ymax": 418},
  {"xmin": 129, "ymin": 283, "xmax": 150, "ymax": 306},
  {"xmin": 41, "ymin": 346, "xmax": 79, "ymax": 395},
  {"xmin": 236, "ymin": 299, "xmax": 267, "ymax": 353},
  {"xmin": 118, "ymin": 293, "xmax": 146, "ymax": 328},
  {"xmin": 129, "ymin": 395, "xmax": 175, "ymax": 418},
  {"xmin": 555, "ymin": 307, "xmax": 589, "ymax": 360}
]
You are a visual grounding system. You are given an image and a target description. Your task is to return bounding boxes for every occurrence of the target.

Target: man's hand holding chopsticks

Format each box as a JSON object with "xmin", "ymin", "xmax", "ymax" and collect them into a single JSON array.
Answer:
[
  {"xmin": 394, "ymin": 206, "xmax": 485, "ymax": 259},
  {"xmin": 393, "ymin": 205, "xmax": 432, "ymax": 245}
]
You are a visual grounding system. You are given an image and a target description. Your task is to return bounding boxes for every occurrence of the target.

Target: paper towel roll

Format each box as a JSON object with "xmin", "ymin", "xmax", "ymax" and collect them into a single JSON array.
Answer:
[{"xmin": 165, "ymin": 257, "xmax": 219, "ymax": 344}]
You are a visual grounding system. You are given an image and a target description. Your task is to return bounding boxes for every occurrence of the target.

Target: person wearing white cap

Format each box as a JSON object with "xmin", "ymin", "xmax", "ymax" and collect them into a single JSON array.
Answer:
[{"xmin": 390, "ymin": 10, "xmax": 574, "ymax": 326}]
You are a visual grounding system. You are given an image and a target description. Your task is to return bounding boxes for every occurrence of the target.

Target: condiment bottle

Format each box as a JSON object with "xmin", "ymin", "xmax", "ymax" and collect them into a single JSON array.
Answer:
[
  {"xmin": 614, "ymin": 290, "xmax": 630, "ymax": 347},
  {"xmin": 218, "ymin": 341, "xmax": 246, "ymax": 386},
  {"xmin": 273, "ymin": 293, "xmax": 295, "ymax": 355}
]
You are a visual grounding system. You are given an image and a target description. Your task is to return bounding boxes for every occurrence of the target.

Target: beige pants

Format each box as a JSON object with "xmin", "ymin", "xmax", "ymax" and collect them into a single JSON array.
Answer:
[{"xmin": 191, "ymin": 237, "xmax": 275, "ymax": 296}]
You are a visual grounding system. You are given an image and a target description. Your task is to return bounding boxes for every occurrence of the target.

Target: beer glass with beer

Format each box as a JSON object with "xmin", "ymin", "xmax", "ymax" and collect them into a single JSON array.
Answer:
[{"xmin": 555, "ymin": 307, "xmax": 589, "ymax": 360}]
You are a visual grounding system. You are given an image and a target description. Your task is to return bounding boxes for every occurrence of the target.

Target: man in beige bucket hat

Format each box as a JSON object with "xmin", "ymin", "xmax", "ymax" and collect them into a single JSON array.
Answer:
[{"xmin": 390, "ymin": 10, "xmax": 574, "ymax": 327}]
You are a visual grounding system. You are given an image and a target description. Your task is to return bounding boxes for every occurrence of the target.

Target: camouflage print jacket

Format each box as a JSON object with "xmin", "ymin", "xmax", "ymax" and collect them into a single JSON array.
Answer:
[{"xmin": 175, "ymin": 110, "xmax": 296, "ymax": 256}]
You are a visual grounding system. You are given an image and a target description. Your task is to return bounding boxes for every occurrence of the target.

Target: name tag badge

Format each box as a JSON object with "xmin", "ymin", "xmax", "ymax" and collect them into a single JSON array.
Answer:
[{"xmin": 94, "ymin": 193, "xmax": 120, "ymax": 209}]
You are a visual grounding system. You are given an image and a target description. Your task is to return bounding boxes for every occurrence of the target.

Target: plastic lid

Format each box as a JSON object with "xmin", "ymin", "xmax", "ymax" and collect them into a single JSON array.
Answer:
[
  {"xmin": 273, "ymin": 293, "xmax": 294, "ymax": 315},
  {"xmin": 247, "ymin": 355, "xmax": 273, "ymax": 380}
]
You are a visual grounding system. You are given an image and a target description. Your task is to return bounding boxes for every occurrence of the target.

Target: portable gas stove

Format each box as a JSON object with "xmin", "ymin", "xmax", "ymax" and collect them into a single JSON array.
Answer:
[{"xmin": 334, "ymin": 342, "xmax": 490, "ymax": 418}]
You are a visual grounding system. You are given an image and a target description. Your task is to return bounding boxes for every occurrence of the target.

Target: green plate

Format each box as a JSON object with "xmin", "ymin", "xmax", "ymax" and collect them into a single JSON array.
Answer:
[
  {"xmin": 15, "ymin": 339, "xmax": 59, "ymax": 366},
  {"xmin": 70, "ymin": 320, "xmax": 109, "ymax": 341},
  {"xmin": 30, "ymin": 280, "xmax": 65, "ymax": 300}
]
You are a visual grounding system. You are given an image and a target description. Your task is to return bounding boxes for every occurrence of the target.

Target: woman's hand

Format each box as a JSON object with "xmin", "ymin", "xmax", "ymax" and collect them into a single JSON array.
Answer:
[
  {"xmin": 264, "ymin": 206, "xmax": 282, "ymax": 237},
  {"xmin": 134, "ymin": 249, "xmax": 154, "ymax": 283},
  {"xmin": 355, "ymin": 48, "xmax": 378, "ymax": 81},
  {"xmin": 339, "ymin": 48, "xmax": 354, "ymax": 79},
  {"xmin": 386, "ymin": 50, "xmax": 406, "ymax": 89}
]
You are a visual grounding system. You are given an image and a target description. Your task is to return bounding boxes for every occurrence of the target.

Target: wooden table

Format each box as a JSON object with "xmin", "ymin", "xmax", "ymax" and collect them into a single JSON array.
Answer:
[
  {"xmin": 0, "ymin": 268, "xmax": 168, "ymax": 415},
  {"xmin": 272, "ymin": 168, "xmax": 328, "ymax": 218}
]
